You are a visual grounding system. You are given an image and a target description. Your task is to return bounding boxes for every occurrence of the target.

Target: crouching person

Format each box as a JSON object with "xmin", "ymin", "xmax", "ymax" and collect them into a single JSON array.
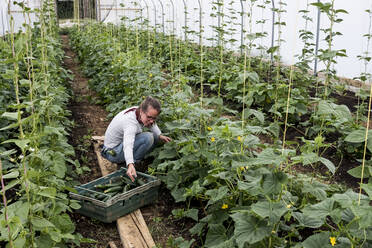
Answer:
[{"xmin": 101, "ymin": 96, "xmax": 171, "ymax": 181}]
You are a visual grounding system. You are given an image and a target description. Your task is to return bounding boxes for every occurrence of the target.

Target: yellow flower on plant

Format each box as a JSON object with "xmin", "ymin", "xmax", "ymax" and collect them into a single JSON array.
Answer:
[
  {"xmin": 240, "ymin": 166, "xmax": 246, "ymax": 171},
  {"xmin": 149, "ymin": 73, "xmax": 153, "ymax": 78},
  {"xmin": 237, "ymin": 136, "xmax": 242, "ymax": 142},
  {"xmin": 207, "ymin": 126, "xmax": 212, "ymax": 131},
  {"xmin": 286, "ymin": 204, "xmax": 292, "ymax": 209},
  {"xmin": 211, "ymin": 137, "xmax": 216, "ymax": 142},
  {"xmin": 330, "ymin": 237, "xmax": 336, "ymax": 247},
  {"xmin": 221, "ymin": 204, "xmax": 228, "ymax": 209}
]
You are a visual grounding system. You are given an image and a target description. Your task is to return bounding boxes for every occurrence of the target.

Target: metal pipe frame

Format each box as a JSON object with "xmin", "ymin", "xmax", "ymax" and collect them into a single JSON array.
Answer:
[
  {"xmin": 314, "ymin": 0, "xmax": 321, "ymax": 76},
  {"xmin": 271, "ymin": 0, "xmax": 275, "ymax": 64},
  {"xmin": 157, "ymin": 0, "xmax": 165, "ymax": 34},
  {"xmin": 197, "ymin": 0, "xmax": 202, "ymax": 45},
  {"xmin": 149, "ymin": 0, "xmax": 157, "ymax": 30},
  {"xmin": 182, "ymin": 0, "xmax": 187, "ymax": 41},
  {"xmin": 240, "ymin": 0, "xmax": 244, "ymax": 55},
  {"xmin": 167, "ymin": 0, "xmax": 175, "ymax": 34}
]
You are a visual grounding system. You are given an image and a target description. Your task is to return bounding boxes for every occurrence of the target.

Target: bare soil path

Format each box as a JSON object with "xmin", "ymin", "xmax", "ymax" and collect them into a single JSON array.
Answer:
[
  {"xmin": 61, "ymin": 34, "xmax": 193, "ymax": 247},
  {"xmin": 61, "ymin": 34, "xmax": 122, "ymax": 247}
]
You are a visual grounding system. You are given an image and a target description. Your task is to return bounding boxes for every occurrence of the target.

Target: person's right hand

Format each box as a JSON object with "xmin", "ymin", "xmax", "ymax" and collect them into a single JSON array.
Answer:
[{"xmin": 127, "ymin": 163, "xmax": 137, "ymax": 182}]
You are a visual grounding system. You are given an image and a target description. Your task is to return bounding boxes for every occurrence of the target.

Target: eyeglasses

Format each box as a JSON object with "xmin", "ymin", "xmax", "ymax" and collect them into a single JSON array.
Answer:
[{"xmin": 144, "ymin": 113, "xmax": 157, "ymax": 121}]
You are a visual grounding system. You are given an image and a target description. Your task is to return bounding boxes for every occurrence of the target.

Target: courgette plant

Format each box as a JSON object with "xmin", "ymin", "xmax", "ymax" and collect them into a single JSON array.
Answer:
[
  {"xmin": 1, "ymin": 1, "xmax": 87, "ymax": 246},
  {"xmin": 69, "ymin": 20, "xmax": 372, "ymax": 247}
]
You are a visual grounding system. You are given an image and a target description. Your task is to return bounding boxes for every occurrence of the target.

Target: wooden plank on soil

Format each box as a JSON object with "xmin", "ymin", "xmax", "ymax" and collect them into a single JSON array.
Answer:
[
  {"xmin": 108, "ymin": 241, "xmax": 118, "ymax": 248},
  {"xmin": 93, "ymin": 137, "xmax": 156, "ymax": 248}
]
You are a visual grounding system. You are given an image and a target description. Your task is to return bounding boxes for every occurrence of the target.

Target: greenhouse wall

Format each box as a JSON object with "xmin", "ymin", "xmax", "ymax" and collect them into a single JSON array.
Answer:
[
  {"xmin": 1, "ymin": 0, "xmax": 372, "ymax": 81},
  {"xmin": 1, "ymin": 0, "xmax": 40, "ymax": 35},
  {"xmin": 99, "ymin": 0, "xmax": 372, "ymax": 81}
]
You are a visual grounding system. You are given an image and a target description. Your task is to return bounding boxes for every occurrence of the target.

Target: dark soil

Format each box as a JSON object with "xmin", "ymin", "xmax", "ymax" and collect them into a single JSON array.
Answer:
[{"xmin": 61, "ymin": 34, "xmax": 194, "ymax": 248}]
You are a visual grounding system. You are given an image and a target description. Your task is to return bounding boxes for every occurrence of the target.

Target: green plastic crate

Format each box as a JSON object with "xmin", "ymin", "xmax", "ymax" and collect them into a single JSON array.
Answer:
[{"xmin": 69, "ymin": 167, "xmax": 161, "ymax": 223}]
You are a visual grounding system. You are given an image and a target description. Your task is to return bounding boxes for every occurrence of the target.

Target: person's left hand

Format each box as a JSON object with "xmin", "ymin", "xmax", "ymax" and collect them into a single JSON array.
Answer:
[{"xmin": 159, "ymin": 135, "xmax": 172, "ymax": 143}]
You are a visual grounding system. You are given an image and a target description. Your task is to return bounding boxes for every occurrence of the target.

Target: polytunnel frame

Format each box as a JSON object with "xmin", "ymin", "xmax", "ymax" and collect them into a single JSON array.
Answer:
[
  {"xmin": 157, "ymin": 0, "xmax": 165, "ymax": 34},
  {"xmin": 182, "ymin": 0, "xmax": 187, "ymax": 41},
  {"xmin": 240, "ymin": 0, "xmax": 244, "ymax": 55},
  {"xmin": 167, "ymin": 0, "xmax": 175, "ymax": 35},
  {"xmin": 314, "ymin": 0, "xmax": 321, "ymax": 76},
  {"xmin": 133, "ymin": 0, "xmax": 145, "ymax": 31},
  {"xmin": 139, "ymin": 0, "xmax": 150, "ymax": 30},
  {"xmin": 197, "ymin": 0, "xmax": 202, "ymax": 45},
  {"xmin": 149, "ymin": 0, "xmax": 156, "ymax": 29},
  {"xmin": 270, "ymin": 0, "xmax": 275, "ymax": 64}
]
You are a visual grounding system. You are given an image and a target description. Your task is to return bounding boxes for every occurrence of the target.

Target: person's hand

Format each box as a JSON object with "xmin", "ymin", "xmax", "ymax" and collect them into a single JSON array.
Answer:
[
  {"xmin": 159, "ymin": 135, "xmax": 172, "ymax": 143},
  {"xmin": 127, "ymin": 163, "xmax": 137, "ymax": 182}
]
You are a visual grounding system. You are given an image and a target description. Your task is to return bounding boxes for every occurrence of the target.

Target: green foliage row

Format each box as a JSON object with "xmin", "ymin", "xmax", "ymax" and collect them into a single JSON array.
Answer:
[
  {"xmin": 0, "ymin": 1, "xmax": 87, "ymax": 247},
  {"xmin": 70, "ymin": 22, "xmax": 372, "ymax": 248}
]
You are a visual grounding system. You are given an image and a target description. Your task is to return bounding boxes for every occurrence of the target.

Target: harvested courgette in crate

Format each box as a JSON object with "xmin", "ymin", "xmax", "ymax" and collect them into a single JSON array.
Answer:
[{"xmin": 69, "ymin": 167, "xmax": 161, "ymax": 223}]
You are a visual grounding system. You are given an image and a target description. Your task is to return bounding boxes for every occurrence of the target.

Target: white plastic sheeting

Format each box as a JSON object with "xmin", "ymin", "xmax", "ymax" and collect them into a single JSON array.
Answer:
[
  {"xmin": 0, "ymin": 0, "xmax": 40, "ymax": 35},
  {"xmin": 1, "ymin": 0, "xmax": 371, "ymax": 79},
  {"xmin": 100, "ymin": 0, "xmax": 372, "ymax": 79}
]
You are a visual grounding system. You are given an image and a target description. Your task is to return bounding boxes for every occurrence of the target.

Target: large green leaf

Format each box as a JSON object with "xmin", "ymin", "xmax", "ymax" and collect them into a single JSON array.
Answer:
[
  {"xmin": 231, "ymin": 212, "xmax": 271, "ymax": 247},
  {"xmin": 248, "ymin": 148, "xmax": 285, "ymax": 167},
  {"xmin": 53, "ymin": 152, "xmax": 66, "ymax": 178},
  {"xmin": 185, "ymin": 208, "xmax": 199, "ymax": 221},
  {"xmin": 301, "ymin": 232, "xmax": 333, "ymax": 248},
  {"xmin": 361, "ymin": 182, "xmax": 372, "ymax": 200},
  {"xmin": 1, "ymin": 112, "xmax": 19, "ymax": 120},
  {"xmin": 2, "ymin": 139, "xmax": 30, "ymax": 151},
  {"xmin": 251, "ymin": 200, "xmax": 288, "ymax": 223},
  {"xmin": 37, "ymin": 186, "xmax": 57, "ymax": 199},
  {"xmin": 262, "ymin": 171, "xmax": 288, "ymax": 195},
  {"xmin": 189, "ymin": 222, "xmax": 206, "ymax": 236},
  {"xmin": 207, "ymin": 238, "xmax": 235, "ymax": 248},
  {"xmin": 171, "ymin": 187, "xmax": 186, "ymax": 202},
  {"xmin": 51, "ymin": 214, "xmax": 75, "ymax": 234},
  {"xmin": 293, "ymin": 152, "xmax": 319, "ymax": 165},
  {"xmin": 2, "ymin": 170, "xmax": 19, "ymax": 179},
  {"xmin": 302, "ymin": 198, "xmax": 334, "ymax": 220},
  {"xmin": 317, "ymin": 100, "xmax": 351, "ymax": 123},
  {"xmin": 332, "ymin": 189, "xmax": 369, "ymax": 208},
  {"xmin": 347, "ymin": 165, "xmax": 372, "ymax": 179},
  {"xmin": 206, "ymin": 186, "xmax": 229, "ymax": 206},
  {"xmin": 302, "ymin": 181, "xmax": 328, "ymax": 200},
  {"xmin": 350, "ymin": 205, "xmax": 372, "ymax": 228},
  {"xmin": 164, "ymin": 171, "xmax": 181, "ymax": 189},
  {"xmin": 205, "ymin": 224, "xmax": 228, "ymax": 248},
  {"xmin": 31, "ymin": 217, "xmax": 55, "ymax": 230},
  {"xmin": 237, "ymin": 179, "xmax": 262, "ymax": 196},
  {"xmin": 12, "ymin": 235, "xmax": 26, "ymax": 248},
  {"xmin": 344, "ymin": 129, "xmax": 366, "ymax": 143},
  {"xmin": 292, "ymin": 212, "xmax": 324, "ymax": 228},
  {"xmin": 319, "ymin": 157, "xmax": 336, "ymax": 174},
  {"xmin": 157, "ymin": 146, "xmax": 178, "ymax": 160}
]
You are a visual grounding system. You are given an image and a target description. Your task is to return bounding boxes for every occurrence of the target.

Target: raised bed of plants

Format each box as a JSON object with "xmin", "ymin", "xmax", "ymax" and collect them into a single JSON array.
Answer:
[
  {"xmin": 68, "ymin": 19, "xmax": 372, "ymax": 248},
  {"xmin": 0, "ymin": 1, "xmax": 89, "ymax": 246}
]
